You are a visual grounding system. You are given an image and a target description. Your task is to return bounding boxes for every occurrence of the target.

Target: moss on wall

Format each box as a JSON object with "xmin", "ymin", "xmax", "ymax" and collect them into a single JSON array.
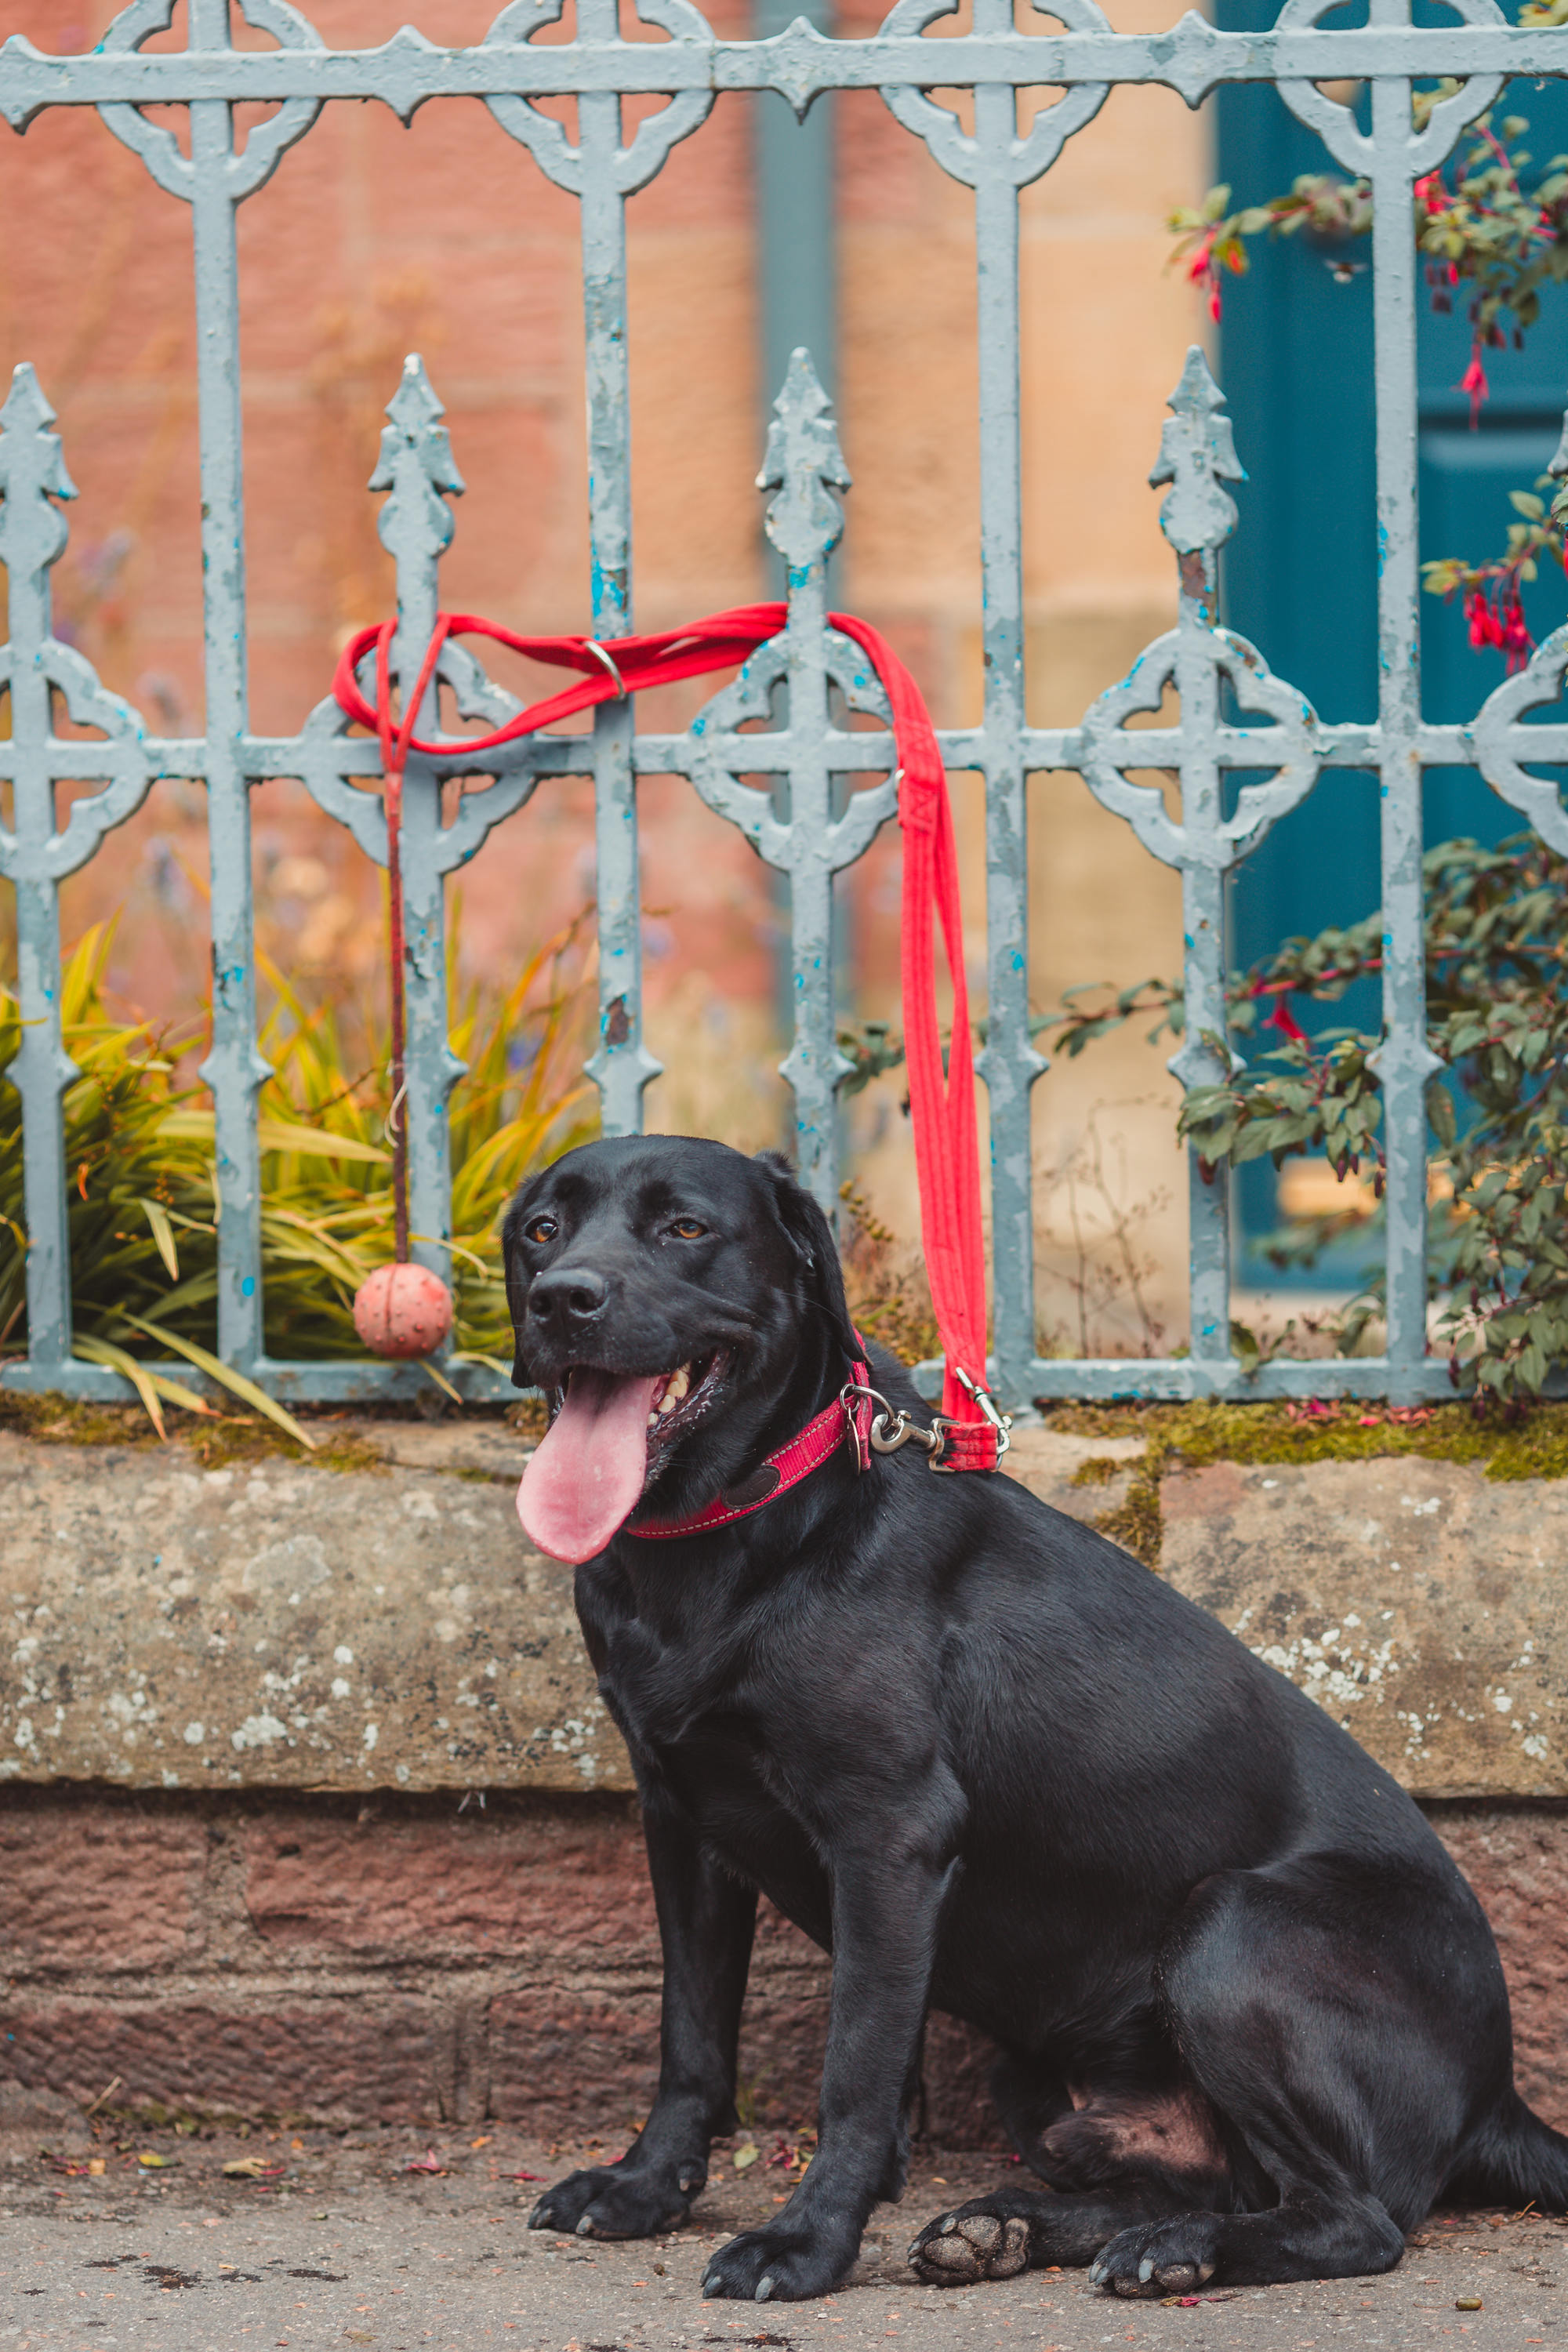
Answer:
[{"xmin": 1044, "ymin": 1399, "xmax": 1568, "ymax": 1482}]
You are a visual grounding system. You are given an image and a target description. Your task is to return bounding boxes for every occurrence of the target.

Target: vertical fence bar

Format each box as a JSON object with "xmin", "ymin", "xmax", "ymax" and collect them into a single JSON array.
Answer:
[
  {"xmin": 1366, "ymin": 32, "xmax": 1438, "ymax": 1394},
  {"xmin": 189, "ymin": 0, "xmax": 266, "ymax": 1374},
  {"xmin": 1173, "ymin": 597, "xmax": 1232, "ymax": 1365},
  {"xmin": 767, "ymin": 354, "xmax": 854, "ymax": 1211},
  {"xmin": 0, "ymin": 372, "xmax": 76, "ymax": 1381},
  {"xmin": 374, "ymin": 361, "xmax": 466, "ymax": 1294},
  {"xmin": 578, "ymin": 48, "xmax": 661, "ymax": 1133},
  {"xmin": 971, "ymin": 34, "xmax": 1046, "ymax": 1406}
]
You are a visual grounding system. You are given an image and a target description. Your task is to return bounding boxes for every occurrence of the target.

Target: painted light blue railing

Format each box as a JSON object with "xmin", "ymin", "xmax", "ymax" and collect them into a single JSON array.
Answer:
[{"xmin": 4, "ymin": 0, "xmax": 1568, "ymax": 1412}]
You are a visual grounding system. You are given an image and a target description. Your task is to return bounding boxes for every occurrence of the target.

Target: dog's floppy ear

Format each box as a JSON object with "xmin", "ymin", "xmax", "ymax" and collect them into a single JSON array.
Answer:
[
  {"xmin": 500, "ymin": 1196, "xmax": 533, "ymax": 1389},
  {"xmin": 754, "ymin": 1150, "xmax": 860, "ymax": 1363}
]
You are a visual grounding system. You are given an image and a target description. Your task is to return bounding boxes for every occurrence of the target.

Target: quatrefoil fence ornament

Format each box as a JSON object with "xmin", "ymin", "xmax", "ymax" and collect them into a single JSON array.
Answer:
[
  {"xmin": 1079, "ymin": 347, "xmax": 1324, "ymax": 926},
  {"xmin": 1472, "ymin": 637, "xmax": 1568, "ymax": 857},
  {"xmin": 876, "ymin": 0, "xmax": 1112, "ymax": 186},
  {"xmin": 296, "ymin": 355, "xmax": 577, "ymax": 1330},
  {"xmin": 0, "ymin": 365, "xmax": 155, "ymax": 1374},
  {"xmin": 1272, "ymin": 0, "xmax": 1507, "ymax": 173},
  {"xmin": 685, "ymin": 350, "xmax": 898, "ymax": 1205},
  {"xmin": 483, "ymin": 0, "xmax": 715, "ymax": 194},
  {"xmin": 97, "ymin": 0, "xmax": 325, "ymax": 200},
  {"xmin": 297, "ymin": 358, "xmax": 545, "ymax": 879}
]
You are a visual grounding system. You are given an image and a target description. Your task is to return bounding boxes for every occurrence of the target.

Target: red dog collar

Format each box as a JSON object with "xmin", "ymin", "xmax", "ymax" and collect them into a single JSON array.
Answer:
[{"xmin": 628, "ymin": 1359, "xmax": 874, "ymax": 1541}]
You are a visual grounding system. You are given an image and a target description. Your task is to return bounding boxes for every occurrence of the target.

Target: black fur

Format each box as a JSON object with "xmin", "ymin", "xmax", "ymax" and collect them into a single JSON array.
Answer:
[{"xmin": 502, "ymin": 1134, "xmax": 1568, "ymax": 2306}]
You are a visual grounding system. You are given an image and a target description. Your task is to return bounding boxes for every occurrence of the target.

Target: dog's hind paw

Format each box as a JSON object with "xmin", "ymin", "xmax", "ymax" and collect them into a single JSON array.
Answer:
[
  {"xmin": 1088, "ymin": 2220, "xmax": 1218, "ymax": 2299},
  {"xmin": 909, "ymin": 2208, "xmax": 1030, "ymax": 2285}
]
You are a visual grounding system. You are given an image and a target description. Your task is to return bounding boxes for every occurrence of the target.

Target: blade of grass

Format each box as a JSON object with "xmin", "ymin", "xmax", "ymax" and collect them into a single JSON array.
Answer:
[
  {"xmin": 118, "ymin": 1313, "xmax": 317, "ymax": 1449},
  {"xmin": 448, "ymin": 1349, "xmax": 515, "ymax": 1379},
  {"xmin": 258, "ymin": 1118, "xmax": 390, "ymax": 1164},
  {"xmin": 137, "ymin": 1197, "xmax": 180, "ymax": 1282},
  {"xmin": 74, "ymin": 1334, "xmax": 168, "ymax": 1439}
]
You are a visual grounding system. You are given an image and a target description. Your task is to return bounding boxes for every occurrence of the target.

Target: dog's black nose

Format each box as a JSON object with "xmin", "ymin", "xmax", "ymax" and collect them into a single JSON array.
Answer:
[{"xmin": 529, "ymin": 1265, "xmax": 609, "ymax": 1327}]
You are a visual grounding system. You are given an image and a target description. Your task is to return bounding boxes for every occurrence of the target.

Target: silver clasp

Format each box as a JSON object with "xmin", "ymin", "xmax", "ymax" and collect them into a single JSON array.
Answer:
[
  {"xmin": 840, "ymin": 1379, "xmax": 946, "ymax": 1460},
  {"xmin": 953, "ymin": 1365, "xmax": 1013, "ymax": 1461}
]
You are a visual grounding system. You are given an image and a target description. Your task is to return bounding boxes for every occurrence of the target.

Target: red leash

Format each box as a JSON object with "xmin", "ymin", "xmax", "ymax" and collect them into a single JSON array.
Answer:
[{"xmin": 335, "ymin": 605, "xmax": 1007, "ymax": 1469}]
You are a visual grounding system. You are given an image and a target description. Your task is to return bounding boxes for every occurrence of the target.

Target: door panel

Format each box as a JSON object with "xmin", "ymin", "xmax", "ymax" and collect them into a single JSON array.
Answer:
[{"xmin": 1213, "ymin": 9, "xmax": 1568, "ymax": 1281}]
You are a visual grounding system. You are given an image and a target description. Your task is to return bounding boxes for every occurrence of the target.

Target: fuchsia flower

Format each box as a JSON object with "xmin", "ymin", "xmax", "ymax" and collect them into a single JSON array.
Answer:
[
  {"xmin": 1464, "ymin": 584, "xmax": 1534, "ymax": 671},
  {"xmin": 1501, "ymin": 589, "xmax": 1534, "ymax": 669},
  {"xmin": 1457, "ymin": 346, "xmax": 1490, "ymax": 426}
]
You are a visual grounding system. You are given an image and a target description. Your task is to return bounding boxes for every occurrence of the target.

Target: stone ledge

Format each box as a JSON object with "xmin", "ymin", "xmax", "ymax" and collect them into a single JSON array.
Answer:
[
  {"xmin": 0, "ymin": 1427, "xmax": 620, "ymax": 1795},
  {"xmin": 2, "ymin": 1421, "xmax": 1566, "ymax": 1801},
  {"xmin": 1158, "ymin": 1454, "xmax": 1568, "ymax": 1801}
]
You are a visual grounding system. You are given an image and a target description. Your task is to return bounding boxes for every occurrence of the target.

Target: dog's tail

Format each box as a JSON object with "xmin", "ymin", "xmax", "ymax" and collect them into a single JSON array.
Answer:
[{"xmin": 1446, "ymin": 2092, "xmax": 1568, "ymax": 2213}]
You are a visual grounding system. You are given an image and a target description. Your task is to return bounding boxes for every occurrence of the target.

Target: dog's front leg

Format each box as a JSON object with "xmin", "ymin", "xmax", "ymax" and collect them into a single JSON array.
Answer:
[
  {"xmin": 528, "ymin": 1794, "xmax": 758, "ymax": 2241},
  {"xmin": 702, "ymin": 1823, "xmax": 959, "ymax": 2303}
]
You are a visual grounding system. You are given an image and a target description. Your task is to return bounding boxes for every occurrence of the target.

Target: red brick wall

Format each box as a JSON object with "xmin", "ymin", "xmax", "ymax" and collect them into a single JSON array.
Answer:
[
  {"xmin": 0, "ymin": 1789, "xmax": 993, "ymax": 2139},
  {"xmin": 2, "ymin": 1789, "xmax": 1561, "ymax": 2141}
]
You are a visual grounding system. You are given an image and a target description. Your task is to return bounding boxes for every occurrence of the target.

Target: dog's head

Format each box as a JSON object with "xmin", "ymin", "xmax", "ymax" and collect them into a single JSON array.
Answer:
[{"xmin": 503, "ymin": 1134, "xmax": 858, "ymax": 1563}]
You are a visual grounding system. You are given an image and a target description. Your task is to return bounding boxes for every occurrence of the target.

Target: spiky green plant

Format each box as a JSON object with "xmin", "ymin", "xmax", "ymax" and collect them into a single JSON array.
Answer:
[{"xmin": 0, "ymin": 919, "xmax": 597, "ymax": 1432}]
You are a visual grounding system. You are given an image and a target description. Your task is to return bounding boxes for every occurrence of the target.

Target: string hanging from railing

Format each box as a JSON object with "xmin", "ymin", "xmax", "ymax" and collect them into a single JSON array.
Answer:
[{"xmin": 346, "ymin": 619, "xmax": 459, "ymax": 1364}]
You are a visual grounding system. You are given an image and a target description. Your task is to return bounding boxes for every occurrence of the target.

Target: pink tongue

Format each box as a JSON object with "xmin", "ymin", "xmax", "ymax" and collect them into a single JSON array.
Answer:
[{"xmin": 517, "ymin": 1370, "xmax": 662, "ymax": 1563}]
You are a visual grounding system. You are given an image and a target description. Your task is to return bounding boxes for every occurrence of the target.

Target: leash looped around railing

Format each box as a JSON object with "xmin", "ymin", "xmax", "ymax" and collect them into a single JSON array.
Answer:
[{"xmin": 334, "ymin": 605, "xmax": 1010, "ymax": 1467}]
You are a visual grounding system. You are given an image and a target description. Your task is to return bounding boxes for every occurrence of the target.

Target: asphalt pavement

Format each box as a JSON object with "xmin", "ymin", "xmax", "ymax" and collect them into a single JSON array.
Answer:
[{"xmin": 0, "ymin": 2120, "xmax": 1562, "ymax": 2351}]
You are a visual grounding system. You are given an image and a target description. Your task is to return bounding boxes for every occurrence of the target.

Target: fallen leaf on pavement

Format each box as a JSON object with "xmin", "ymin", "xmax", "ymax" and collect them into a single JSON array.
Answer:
[
  {"xmin": 404, "ymin": 2148, "xmax": 448, "ymax": 2176},
  {"xmin": 222, "ymin": 2156, "xmax": 285, "ymax": 2180}
]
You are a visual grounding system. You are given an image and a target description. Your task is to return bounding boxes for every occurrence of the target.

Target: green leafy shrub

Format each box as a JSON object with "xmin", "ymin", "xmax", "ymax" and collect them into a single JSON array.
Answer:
[
  {"xmin": 0, "ymin": 920, "xmax": 596, "ymax": 1427},
  {"xmin": 1044, "ymin": 833, "xmax": 1568, "ymax": 1404}
]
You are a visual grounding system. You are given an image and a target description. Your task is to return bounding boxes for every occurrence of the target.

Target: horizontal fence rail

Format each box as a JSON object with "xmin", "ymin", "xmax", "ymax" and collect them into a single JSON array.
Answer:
[{"xmin": 2, "ymin": 0, "xmax": 1567, "ymax": 1412}]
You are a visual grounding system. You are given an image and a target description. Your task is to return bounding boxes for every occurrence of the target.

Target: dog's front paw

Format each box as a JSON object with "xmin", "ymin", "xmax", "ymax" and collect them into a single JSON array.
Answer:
[
  {"xmin": 702, "ymin": 2220, "xmax": 855, "ymax": 2303},
  {"xmin": 528, "ymin": 2162, "xmax": 692, "ymax": 2241},
  {"xmin": 1088, "ymin": 2219, "xmax": 1218, "ymax": 2299},
  {"xmin": 909, "ymin": 2203, "xmax": 1030, "ymax": 2285}
]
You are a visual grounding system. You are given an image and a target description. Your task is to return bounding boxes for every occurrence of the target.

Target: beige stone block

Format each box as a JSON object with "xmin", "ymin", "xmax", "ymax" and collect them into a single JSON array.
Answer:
[
  {"xmin": 0, "ymin": 1430, "xmax": 628, "ymax": 1796},
  {"xmin": 1162, "ymin": 1456, "xmax": 1568, "ymax": 1802}
]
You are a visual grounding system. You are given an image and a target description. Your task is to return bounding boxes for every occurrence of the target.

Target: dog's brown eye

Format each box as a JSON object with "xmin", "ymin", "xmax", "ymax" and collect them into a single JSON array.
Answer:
[
  {"xmin": 668, "ymin": 1218, "xmax": 706, "ymax": 1240},
  {"xmin": 525, "ymin": 1215, "xmax": 557, "ymax": 1246}
]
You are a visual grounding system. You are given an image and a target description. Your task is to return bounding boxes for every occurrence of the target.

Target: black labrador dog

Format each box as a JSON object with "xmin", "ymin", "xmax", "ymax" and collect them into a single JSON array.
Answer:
[{"xmin": 503, "ymin": 1131, "xmax": 1568, "ymax": 2306}]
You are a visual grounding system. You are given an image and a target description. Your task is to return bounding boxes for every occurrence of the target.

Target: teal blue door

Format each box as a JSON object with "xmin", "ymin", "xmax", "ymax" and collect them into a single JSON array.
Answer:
[{"xmin": 1214, "ymin": 13, "xmax": 1568, "ymax": 1280}]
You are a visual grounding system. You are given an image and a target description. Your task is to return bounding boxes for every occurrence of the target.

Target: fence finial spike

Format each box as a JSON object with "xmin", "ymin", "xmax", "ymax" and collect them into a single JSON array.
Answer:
[
  {"xmin": 0, "ymin": 362, "xmax": 77, "ymax": 590},
  {"xmin": 0, "ymin": 361, "xmax": 77, "ymax": 504},
  {"xmin": 1150, "ymin": 344, "xmax": 1243, "ymax": 557},
  {"xmin": 372, "ymin": 353, "xmax": 465, "ymax": 568},
  {"xmin": 758, "ymin": 347, "xmax": 850, "ymax": 573}
]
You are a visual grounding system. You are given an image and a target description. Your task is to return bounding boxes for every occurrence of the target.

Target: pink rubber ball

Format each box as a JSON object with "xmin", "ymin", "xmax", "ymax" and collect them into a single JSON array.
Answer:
[{"xmin": 352, "ymin": 1262, "xmax": 454, "ymax": 1359}]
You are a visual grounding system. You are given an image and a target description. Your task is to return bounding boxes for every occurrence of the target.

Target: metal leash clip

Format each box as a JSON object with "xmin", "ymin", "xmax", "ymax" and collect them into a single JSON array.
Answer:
[
  {"xmin": 953, "ymin": 1364, "xmax": 1013, "ymax": 1462},
  {"xmin": 840, "ymin": 1379, "xmax": 948, "ymax": 1461}
]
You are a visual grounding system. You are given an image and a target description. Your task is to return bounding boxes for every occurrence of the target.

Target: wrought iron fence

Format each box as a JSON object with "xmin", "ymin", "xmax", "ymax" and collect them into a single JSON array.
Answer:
[{"xmin": 3, "ymin": 0, "xmax": 1567, "ymax": 1414}]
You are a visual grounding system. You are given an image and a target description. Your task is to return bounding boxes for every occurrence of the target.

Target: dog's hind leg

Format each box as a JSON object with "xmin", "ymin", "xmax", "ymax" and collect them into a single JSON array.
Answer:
[{"xmin": 1088, "ymin": 1853, "xmax": 1504, "ymax": 2296}]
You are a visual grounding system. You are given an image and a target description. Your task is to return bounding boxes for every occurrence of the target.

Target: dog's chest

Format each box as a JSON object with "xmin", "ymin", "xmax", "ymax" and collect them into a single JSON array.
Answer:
[{"xmin": 599, "ymin": 1624, "xmax": 831, "ymax": 1928}]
